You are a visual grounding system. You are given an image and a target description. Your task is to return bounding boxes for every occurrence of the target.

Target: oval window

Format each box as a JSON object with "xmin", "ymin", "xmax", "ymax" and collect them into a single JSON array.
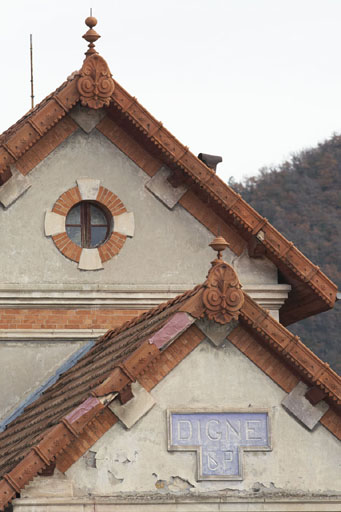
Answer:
[{"xmin": 65, "ymin": 201, "xmax": 112, "ymax": 248}]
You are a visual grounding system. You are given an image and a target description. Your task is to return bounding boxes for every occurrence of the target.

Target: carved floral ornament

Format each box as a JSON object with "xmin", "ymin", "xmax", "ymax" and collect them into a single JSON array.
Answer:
[
  {"xmin": 77, "ymin": 54, "xmax": 115, "ymax": 109},
  {"xmin": 202, "ymin": 261, "xmax": 244, "ymax": 324}
]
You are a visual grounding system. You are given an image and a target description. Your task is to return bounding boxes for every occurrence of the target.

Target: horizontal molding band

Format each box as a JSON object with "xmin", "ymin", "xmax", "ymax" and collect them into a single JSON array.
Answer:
[
  {"xmin": 0, "ymin": 329, "xmax": 106, "ymax": 342},
  {"xmin": 14, "ymin": 496, "xmax": 341, "ymax": 512},
  {"xmin": 0, "ymin": 284, "xmax": 291, "ymax": 309}
]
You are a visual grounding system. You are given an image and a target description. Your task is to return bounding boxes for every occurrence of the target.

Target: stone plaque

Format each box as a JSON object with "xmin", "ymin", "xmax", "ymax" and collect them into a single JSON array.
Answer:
[{"xmin": 168, "ymin": 411, "xmax": 271, "ymax": 480}]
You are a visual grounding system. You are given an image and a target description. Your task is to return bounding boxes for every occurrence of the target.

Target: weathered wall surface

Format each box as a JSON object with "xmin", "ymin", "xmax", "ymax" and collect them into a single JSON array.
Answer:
[
  {"xmin": 65, "ymin": 340, "xmax": 340, "ymax": 495},
  {"xmin": 0, "ymin": 114, "xmax": 282, "ymax": 426},
  {"xmin": 0, "ymin": 126, "xmax": 277, "ymax": 287}
]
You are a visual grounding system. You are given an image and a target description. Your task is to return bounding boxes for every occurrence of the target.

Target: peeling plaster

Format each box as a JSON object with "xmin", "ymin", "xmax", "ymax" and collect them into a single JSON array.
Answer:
[
  {"xmin": 155, "ymin": 476, "xmax": 195, "ymax": 493},
  {"xmin": 84, "ymin": 451, "xmax": 97, "ymax": 469},
  {"xmin": 108, "ymin": 470, "xmax": 124, "ymax": 486}
]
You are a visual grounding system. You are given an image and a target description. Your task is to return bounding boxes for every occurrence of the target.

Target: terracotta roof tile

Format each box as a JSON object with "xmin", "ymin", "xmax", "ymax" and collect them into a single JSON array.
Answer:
[{"xmin": 0, "ymin": 284, "xmax": 200, "ymax": 480}]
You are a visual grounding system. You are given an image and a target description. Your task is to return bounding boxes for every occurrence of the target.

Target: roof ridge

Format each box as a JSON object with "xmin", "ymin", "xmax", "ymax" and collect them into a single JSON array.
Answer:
[
  {"xmin": 106, "ymin": 80, "xmax": 338, "ymax": 322},
  {"xmin": 0, "ymin": 64, "xmax": 337, "ymax": 323},
  {"xmin": 0, "ymin": 72, "xmax": 79, "ymax": 146}
]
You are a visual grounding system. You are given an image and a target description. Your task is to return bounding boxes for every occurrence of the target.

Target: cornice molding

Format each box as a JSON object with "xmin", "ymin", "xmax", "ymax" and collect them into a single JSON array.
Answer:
[
  {"xmin": 0, "ymin": 283, "xmax": 291, "ymax": 313},
  {"xmin": 0, "ymin": 329, "xmax": 106, "ymax": 341},
  {"xmin": 14, "ymin": 495, "xmax": 341, "ymax": 510}
]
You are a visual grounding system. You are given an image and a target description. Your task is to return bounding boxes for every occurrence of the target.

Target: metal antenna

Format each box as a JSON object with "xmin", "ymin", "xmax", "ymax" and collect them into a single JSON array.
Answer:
[
  {"xmin": 90, "ymin": 7, "xmax": 92, "ymax": 15},
  {"xmin": 30, "ymin": 34, "xmax": 34, "ymax": 109}
]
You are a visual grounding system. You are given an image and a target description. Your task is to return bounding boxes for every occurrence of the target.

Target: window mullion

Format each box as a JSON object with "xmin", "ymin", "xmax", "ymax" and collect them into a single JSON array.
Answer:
[
  {"xmin": 80, "ymin": 204, "xmax": 88, "ymax": 248},
  {"xmin": 86, "ymin": 203, "xmax": 92, "ymax": 248}
]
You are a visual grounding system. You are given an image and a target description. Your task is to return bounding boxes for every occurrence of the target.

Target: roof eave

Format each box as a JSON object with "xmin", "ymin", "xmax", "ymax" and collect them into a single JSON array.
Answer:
[{"xmin": 0, "ymin": 68, "xmax": 337, "ymax": 323}]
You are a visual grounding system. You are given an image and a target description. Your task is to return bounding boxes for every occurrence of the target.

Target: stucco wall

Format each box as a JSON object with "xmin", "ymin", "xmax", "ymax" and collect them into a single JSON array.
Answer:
[
  {"xmin": 65, "ymin": 340, "xmax": 340, "ymax": 495},
  {"xmin": 0, "ymin": 341, "xmax": 87, "ymax": 423},
  {"xmin": 0, "ymin": 126, "xmax": 277, "ymax": 287},
  {"xmin": 0, "ymin": 117, "xmax": 280, "ymax": 427}
]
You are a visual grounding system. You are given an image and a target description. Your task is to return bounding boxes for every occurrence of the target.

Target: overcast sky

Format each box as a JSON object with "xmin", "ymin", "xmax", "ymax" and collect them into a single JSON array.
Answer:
[{"xmin": 2, "ymin": 0, "xmax": 341, "ymax": 183}]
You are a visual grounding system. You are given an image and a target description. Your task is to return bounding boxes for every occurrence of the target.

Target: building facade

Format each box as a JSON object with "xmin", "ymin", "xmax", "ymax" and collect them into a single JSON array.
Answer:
[{"xmin": 0, "ymin": 16, "xmax": 339, "ymax": 512}]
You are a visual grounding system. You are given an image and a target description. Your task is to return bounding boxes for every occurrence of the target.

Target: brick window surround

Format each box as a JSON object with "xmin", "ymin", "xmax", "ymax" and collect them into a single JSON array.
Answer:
[{"xmin": 44, "ymin": 178, "xmax": 134, "ymax": 270}]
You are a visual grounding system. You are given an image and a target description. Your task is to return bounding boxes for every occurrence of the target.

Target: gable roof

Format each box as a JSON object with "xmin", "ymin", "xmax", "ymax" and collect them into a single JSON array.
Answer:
[
  {"xmin": 0, "ymin": 243, "xmax": 340, "ymax": 511},
  {"xmin": 0, "ymin": 20, "xmax": 337, "ymax": 325}
]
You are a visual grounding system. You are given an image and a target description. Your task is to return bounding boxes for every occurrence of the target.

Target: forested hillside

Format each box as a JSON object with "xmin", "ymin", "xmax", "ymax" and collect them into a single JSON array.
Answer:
[{"xmin": 229, "ymin": 135, "xmax": 340, "ymax": 373}]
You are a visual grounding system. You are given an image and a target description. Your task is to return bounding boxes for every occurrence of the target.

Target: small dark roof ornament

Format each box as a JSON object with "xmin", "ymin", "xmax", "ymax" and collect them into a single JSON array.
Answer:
[
  {"xmin": 198, "ymin": 153, "xmax": 223, "ymax": 172},
  {"xmin": 83, "ymin": 16, "xmax": 100, "ymax": 56},
  {"xmin": 209, "ymin": 235, "xmax": 229, "ymax": 260}
]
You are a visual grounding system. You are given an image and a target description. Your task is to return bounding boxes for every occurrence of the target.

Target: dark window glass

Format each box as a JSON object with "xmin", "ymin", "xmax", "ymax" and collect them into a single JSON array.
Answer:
[
  {"xmin": 65, "ymin": 226, "xmax": 82, "ymax": 246},
  {"xmin": 65, "ymin": 201, "xmax": 112, "ymax": 248}
]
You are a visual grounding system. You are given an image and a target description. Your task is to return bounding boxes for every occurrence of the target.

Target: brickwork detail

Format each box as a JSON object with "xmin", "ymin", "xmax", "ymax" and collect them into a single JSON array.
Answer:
[
  {"xmin": 56, "ymin": 408, "xmax": 117, "ymax": 473},
  {"xmin": 228, "ymin": 324, "xmax": 341, "ymax": 441},
  {"xmin": 16, "ymin": 117, "xmax": 78, "ymax": 175},
  {"xmin": 138, "ymin": 325, "xmax": 205, "ymax": 392},
  {"xmin": 52, "ymin": 186, "xmax": 82, "ymax": 216},
  {"xmin": 0, "ymin": 79, "xmax": 78, "ymax": 178},
  {"xmin": 0, "ymin": 309, "xmax": 144, "ymax": 330},
  {"xmin": 47, "ymin": 183, "xmax": 132, "ymax": 266},
  {"xmin": 239, "ymin": 294, "xmax": 341, "ymax": 406}
]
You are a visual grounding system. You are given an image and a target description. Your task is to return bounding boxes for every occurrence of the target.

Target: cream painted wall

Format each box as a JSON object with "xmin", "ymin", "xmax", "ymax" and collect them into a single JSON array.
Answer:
[
  {"xmin": 0, "ymin": 121, "xmax": 277, "ymax": 287},
  {"xmin": 64, "ymin": 340, "xmax": 340, "ymax": 496},
  {"xmin": 0, "ymin": 112, "xmax": 280, "ymax": 426}
]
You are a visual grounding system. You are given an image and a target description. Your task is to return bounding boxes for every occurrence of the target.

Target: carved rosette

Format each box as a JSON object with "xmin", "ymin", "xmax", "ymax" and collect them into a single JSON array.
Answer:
[
  {"xmin": 77, "ymin": 54, "xmax": 115, "ymax": 109},
  {"xmin": 202, "ymin": 261, "xmax": 244, "ymax": 324}
]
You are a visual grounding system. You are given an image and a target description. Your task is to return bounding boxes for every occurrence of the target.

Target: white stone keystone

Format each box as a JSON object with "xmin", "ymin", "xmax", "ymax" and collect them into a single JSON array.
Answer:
[
  {"xmin": 44, "ymin": 211, "xmax": 66, "ymax": 236},
  {"xmin": 109, "ymin": 382, "xmax": 156, "ymax": 429},
  {"xmin": 78, "ymin": 248, "xmax": 103, "ymax": 271},
  {"xmin": 113, "ymin": 211, "xmax": 135, "ymax": 237},
  {"xmin": 76, "ymin": 177, "xmax": 101, "ymax": 200}
]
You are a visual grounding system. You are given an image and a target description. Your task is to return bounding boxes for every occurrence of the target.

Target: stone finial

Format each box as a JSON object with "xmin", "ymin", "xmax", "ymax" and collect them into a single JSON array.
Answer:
[
  {"xmin": 77, "ymin": 17, "xmax": 115, "ymax": 109},
  {"xmin": 180, "ymin": 237, "xmax": 244, "ymax": 324},
  {"xmin": 209, "ymin": 235, "xmax": 229, "ymax": 261},
  {"xmin": 83, "ymin": 16, "xmax": 100, "ymax": 56},
  {"xmin": 202, "ymin": 235, "xmax": 243, "ymax": 323}
]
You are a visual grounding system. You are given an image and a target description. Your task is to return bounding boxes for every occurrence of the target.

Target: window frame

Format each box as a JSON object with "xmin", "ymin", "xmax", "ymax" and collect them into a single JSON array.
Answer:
[{"xmin": 65, "ymin": 200, "xmax": 112, "ymax": 249}]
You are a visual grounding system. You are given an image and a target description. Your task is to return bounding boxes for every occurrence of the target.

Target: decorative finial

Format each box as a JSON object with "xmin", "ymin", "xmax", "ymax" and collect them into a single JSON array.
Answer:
[
  {"xmin": 77, "ymin": 16, "xmax": 115, "ymax": 109},
  {"xmin": 209, "ymin": 235, "xmax": 229, "ymax": 260},
  {"xmin": 83, "ymin": 14, "xmax": 100, "ymax": 56}
]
